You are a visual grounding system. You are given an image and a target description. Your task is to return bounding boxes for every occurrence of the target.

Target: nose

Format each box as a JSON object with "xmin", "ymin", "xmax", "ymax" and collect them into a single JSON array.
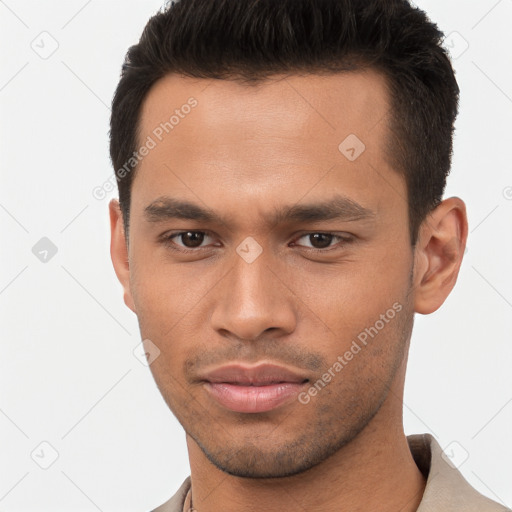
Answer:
[{"xmin": 210, "ymin": 249, "xmax": 297, "ymax": 341}]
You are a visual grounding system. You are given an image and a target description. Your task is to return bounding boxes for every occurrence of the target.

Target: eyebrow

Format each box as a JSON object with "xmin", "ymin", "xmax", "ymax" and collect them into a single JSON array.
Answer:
[{"xmin": 143, "ymin": 195, "xmax": 376, "ymax": 226}]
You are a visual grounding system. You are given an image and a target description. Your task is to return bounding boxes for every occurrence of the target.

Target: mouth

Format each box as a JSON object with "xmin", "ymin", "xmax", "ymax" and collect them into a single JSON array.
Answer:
[
  {"xmin": 215, "ymin": 380, "xmax": 307, "ymax": 386},
  {"xmin": 199, "ymin": 363, "xmax": 309, "ymax": 413}
]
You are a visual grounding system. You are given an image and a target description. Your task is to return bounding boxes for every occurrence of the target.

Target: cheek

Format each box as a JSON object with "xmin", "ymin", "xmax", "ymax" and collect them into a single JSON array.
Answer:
[
  {"xmin": 303, "ymin": 302, "xmax": 412, "ymax": 416},
  {"xmin": 129, "ymin": 251, "xmax": 204, "ymax": 326},
  {"xmin": 297, "ymin": 262, "xmax": 408, "ymax": 336},
  {"xmin": 129, "ymin": 256, "xmax": 216, "ymax": 364}
]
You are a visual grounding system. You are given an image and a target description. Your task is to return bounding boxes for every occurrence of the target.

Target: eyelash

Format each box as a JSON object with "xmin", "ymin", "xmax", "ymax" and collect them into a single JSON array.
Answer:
[{"xmin": 160, "ymin": 230, "xmax": 354, "ymax": 254}]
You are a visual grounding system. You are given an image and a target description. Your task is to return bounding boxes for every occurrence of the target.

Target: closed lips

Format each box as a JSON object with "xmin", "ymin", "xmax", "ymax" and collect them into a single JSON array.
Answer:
[{"xmin": 199, "ymin": 363, "xmax": 309, "ymax": 385}]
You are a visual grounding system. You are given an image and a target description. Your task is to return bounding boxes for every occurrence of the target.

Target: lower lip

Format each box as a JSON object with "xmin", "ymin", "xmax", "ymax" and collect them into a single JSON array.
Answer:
[{"xmin": 204, "ymin": 381, "xmax": 307, "ymax": 413}]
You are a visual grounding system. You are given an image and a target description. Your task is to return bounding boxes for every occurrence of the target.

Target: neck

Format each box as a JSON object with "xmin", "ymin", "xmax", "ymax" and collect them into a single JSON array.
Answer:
[{"xmin": 186, "ymin": 436, "xmax": 425, "ymax": 512}]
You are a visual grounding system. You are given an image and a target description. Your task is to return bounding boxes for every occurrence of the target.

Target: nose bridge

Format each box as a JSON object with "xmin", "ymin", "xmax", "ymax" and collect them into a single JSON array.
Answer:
[
  {"xmin": 232, "ymin": 251, "xmax": 273, "ymax": 307},
  {"xmin": 210, "ymin": 246, "xmax": 296, "ymax": 340}
]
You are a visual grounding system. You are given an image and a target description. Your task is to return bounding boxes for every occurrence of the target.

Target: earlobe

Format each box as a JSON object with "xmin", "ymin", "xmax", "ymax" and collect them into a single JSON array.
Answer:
[
  {"xmin": 109, "ymin": 199, "xmax": 136, "ymax": 313},
  {"xmin": 413, "ymin": 197, "xmax": 468, "ymax": 315}
]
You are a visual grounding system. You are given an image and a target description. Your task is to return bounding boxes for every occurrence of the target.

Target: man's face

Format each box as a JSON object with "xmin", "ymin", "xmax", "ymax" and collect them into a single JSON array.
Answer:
[{"xmin": 120, "ymin": 71, "xmax": 417, "ymax": 477}]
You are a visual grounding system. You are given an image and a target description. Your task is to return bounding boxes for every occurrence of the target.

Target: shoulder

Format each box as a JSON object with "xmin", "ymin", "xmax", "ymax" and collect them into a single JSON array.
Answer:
[
  {"xmin": 150, "ymin": 476, "xmax": 191, "ymax": 512},
  {"xmin": 409, "ymin": 433, "xmax": 510, "ymax": 512}
]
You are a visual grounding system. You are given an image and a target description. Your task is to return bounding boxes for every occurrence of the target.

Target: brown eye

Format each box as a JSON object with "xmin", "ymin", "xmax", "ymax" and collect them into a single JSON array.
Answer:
[
  {"xmin": 169, "ymin": 231, "xmax": 206, "ymax": 249},
  {"xmin": 308, "ymin": 233, "xmax": 334, "ymax": 249},
  {"xmin": 177, "ymin": 231, "xmax": 206, "ymax": 248},
  {"xmin": 293, "ymin": 233, "xmax": 353, "ymax": 251},
  {"xmin": 161, "ymin": 230, "xmax": 220, "ymax": 253},
  {"xmin": 162, "ymin": 231, "xmax": 211, "ymax": 252}
]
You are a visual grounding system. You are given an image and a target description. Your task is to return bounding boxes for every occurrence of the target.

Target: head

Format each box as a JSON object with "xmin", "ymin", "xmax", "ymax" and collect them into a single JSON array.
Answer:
[{"xmin": 109, "ymin": 0, "xmax": 467, "ymax": 478}]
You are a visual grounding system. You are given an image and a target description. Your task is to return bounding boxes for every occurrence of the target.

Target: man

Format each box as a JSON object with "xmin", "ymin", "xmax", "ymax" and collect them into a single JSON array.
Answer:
[{"xmin": 108, "ymin": 0, "xmax": 509, "ymax": 510}]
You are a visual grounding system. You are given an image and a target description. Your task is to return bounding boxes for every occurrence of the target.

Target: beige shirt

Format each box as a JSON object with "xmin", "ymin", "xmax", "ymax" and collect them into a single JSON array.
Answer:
[{"xmin": 152, "ymin": 433, "xmax": 510, "ymax": 512}]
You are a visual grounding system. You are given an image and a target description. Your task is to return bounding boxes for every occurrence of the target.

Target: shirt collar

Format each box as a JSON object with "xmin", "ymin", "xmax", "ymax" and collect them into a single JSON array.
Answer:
[{"xmin": 409, "ymin": 433, "xmax": 508, "ymax": 511}]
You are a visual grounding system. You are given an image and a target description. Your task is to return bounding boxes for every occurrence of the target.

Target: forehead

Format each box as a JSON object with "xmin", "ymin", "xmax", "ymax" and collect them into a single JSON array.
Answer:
[
  {"xmin": 132, "ymin": 70, "xmax": 403, "ymax": 229},
  {"xmin": 138, "ymin": 70, "xmax": 391, "ymax": 152}
]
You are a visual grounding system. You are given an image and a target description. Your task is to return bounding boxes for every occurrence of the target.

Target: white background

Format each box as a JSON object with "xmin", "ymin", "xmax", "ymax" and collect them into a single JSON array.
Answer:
[{"xmin": 1, "ymin": 1, "xmax": 511, "ymax": 510}]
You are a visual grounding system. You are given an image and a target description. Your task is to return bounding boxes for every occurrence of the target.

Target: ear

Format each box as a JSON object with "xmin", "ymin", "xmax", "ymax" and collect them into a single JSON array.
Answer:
[
  {"xmin": 109, "ymin": 199, "xmax": 136, "ymax": 313},
  {"xmin": 412, "ymin": 197, "xmax": 468, "ymax": 315}
]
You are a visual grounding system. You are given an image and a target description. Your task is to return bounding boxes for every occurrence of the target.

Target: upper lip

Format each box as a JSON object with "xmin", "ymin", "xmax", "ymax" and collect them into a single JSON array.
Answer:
[{"xmin": 199, "ymin": 363, "xmax": 309, "ymax": 386}]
